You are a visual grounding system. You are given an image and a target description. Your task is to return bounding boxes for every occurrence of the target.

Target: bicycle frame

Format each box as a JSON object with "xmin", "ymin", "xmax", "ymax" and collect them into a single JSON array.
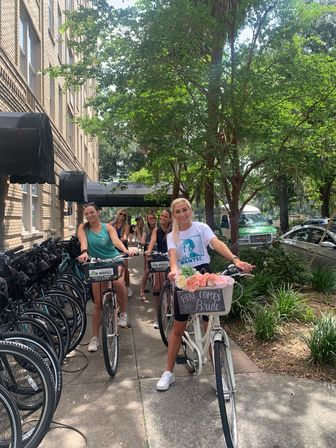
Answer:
[{"xmin": 182, "ymin": 313, "xmax": 236, "ymax": 389}]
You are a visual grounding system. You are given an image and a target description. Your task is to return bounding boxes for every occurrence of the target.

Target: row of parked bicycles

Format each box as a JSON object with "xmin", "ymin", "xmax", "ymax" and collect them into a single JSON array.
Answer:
[{"xmin": 0, "ymin": 236, "xmax": 87, "ymax": 448}]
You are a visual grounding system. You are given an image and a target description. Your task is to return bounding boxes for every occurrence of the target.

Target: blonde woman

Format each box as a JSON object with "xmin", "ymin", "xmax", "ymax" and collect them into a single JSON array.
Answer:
[
  {"xmin": 139, "ymin": 212, "xmax": 157, "ymax": 301},
  {"xmin": 156, "ymin": 198, "xmax": 254, "ymax": 391}
]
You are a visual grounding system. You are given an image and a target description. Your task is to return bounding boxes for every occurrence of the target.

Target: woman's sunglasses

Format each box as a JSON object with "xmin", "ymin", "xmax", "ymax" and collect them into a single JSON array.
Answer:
[{"xmin": 119, "ymin": 212, "xmax": 127, "ymax": 217}]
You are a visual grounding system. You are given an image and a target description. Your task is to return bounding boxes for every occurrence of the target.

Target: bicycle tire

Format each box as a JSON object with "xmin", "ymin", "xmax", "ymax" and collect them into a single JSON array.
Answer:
[
  {"xmin": 53, "ymin": 278, "xmax": 86, "ymax": 309},
  {"xmin": 214, "ymin": 339, "xmax": 237, "ymax": 448},
  {"xmin": 0, "ymin": 384, "xmax": 22, "ymax": 448},
  {"xmin": 58, "ymin": 272, "xmax": 87, "ymax": 301},
  {"xmin": 34, "ymin": 300, "xmax": 71, "ymax": 356},
  {"xmin": 101, "ymin": 296, "xmax": 119, "ymax": 377},
  {"xmin": 13, "ymin": 317, "xmax": 54, "ymax": 351},
  {"xmin": 23, "ymin": 310, "xmax": 65, "ymax": 363},
  {"xmin": 0, "ymin": 341, "xmax": 55, "ymax": 448},
  {"xmin": 3, "ymin": 333, "xmax": 62, "ymax": 409},
  {"xmin": 44, "ymin": 291, "xmax": 87, "ymax": 352},
  {"xmin": 158, "ymin": 284, "xmax": 174, "ymax": 347}
]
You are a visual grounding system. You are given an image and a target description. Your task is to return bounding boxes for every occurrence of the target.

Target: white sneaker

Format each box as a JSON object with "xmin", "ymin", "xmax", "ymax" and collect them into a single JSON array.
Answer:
[
  {"xmin": 156, "ymin": 371, "xmax": 175, "ymax": 391},
  {"xmin": 212, "ymin": 376, "xmax": 230, "ymax": 401},
  {"xmin": 153, "ymin": 320, "xmax": 159, "ymax": 329},
  {"xmin": 118, "ymin": 312, "xmax": 128, "ymax": 328},
  {"xmin": 88, "ymin": 337, "xmax": 99, "ymax": 352},
  {"xmin": 127, "ymin": 287, "xmax": 133, "ymax": 297}
]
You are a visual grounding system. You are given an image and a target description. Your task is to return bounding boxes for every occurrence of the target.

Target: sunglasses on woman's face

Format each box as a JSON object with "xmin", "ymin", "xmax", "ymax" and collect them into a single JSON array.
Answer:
[{"xmin": 119, "ymin": 212, "xmax": 127, "ymax": 217}]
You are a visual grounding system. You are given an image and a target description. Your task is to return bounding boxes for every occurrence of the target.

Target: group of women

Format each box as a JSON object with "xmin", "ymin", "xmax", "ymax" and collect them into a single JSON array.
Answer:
[{"xmin": 76, "ymin": 198, "xmax": 254, "ymax": 389}]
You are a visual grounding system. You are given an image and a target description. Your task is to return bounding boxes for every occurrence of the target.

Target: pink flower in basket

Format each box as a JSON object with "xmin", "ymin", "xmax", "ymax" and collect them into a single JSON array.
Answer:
[{"xmin": 185, "ymin": 275, "xmax": 200, "ymax": 292}]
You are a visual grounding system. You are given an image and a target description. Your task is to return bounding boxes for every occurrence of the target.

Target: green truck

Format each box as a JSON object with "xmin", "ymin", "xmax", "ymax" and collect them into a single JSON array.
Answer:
[{"xmin": 214, "ymin": 205, "xmax": 278, "ymax": 246}]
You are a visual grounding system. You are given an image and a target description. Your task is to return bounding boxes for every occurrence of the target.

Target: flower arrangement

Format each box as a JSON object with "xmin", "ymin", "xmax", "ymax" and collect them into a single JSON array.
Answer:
[{"xmin": 176, "ymin": 266, "xmax": 234, "ymax": 292}]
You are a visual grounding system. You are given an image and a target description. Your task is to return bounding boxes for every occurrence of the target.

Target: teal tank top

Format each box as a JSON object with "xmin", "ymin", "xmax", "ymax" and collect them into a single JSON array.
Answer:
[{"xmin": 86, "ymin": 223, "xmax": 120, "ymax": 259}]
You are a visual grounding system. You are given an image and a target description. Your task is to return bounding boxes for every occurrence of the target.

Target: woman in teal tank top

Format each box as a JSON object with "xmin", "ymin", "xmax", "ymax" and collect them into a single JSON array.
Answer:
[{"xmin": 77, "ymin": 203, "xmax": 134, "ymax": 353}]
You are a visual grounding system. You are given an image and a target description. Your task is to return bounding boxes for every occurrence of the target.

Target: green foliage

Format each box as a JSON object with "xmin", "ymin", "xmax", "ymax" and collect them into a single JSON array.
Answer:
[
  {"xmin": 311, "ymin": 267, "xmax": 336, "ymax": 293},
  {"xmin": 269, "ymin": 284, "xmax": 307, "ymax": 321},
  {"xmin": 239, "ymin": 243, "xmax": 311, "ymax": 286},
  {"xmin": 230, "ymin": 273, "xmax": 269, "ymax": 322},
  {"xmin": 302, "ymin": 313, "xmax": 336, "ymax": 365},
  {"xmin": 301, "ymin": 306, "xmax": 316, "ymax": 323},
  {"xmin": 252, "ymin": 306, "xmax": 278, "ymax": 341}
]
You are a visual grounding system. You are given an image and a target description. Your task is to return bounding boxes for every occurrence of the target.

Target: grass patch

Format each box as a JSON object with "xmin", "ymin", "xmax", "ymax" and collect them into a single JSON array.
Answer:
[
  {"xmin": 302, "ymin": 313, "xmax": 336, "ymax": 366},
  {"xmin": 252, "ymin": 306, "xmax": 278, "ymax": 341},
  {"xmin": 311, "ymin": 267, "xmax": 336, "ymax": 293},
  {"xmin": 269, "ymin": 284, "xmax": 307, "ymax": 321}
]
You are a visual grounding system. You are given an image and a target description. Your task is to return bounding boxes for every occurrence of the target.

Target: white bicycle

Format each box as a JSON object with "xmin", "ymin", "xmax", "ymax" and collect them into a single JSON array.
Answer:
[{"xmin": 178, "ymin": 266, "xmax": 250, "ymax": 448}]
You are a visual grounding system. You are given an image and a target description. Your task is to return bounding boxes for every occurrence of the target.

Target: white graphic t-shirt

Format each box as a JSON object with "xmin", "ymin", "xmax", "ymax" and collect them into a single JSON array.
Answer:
[{"xmin": 167, "ymin": 222, "xmax": 215, "ymax": 267}]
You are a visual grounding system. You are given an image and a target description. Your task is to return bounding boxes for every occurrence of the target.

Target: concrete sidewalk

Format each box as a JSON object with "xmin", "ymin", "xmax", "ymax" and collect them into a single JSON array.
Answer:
[{"xmin": 41, "ymin": 256, "xmax": 336, "ymax": 448}]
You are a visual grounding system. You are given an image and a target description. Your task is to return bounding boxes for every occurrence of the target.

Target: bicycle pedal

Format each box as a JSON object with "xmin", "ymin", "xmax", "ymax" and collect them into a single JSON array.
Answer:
[{"xmin": 176, "ymin": 355, "xmax": 187, "ymax": 365}]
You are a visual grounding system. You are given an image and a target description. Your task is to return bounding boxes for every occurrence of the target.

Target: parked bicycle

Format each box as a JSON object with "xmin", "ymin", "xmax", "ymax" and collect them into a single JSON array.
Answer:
[
  {"xmin": 85, "ymin": 254, "xmax": 137, "ymax": 376},
  {"xmin": 177, "ymin": 265, "xmax": 252, "ymax": 448}
]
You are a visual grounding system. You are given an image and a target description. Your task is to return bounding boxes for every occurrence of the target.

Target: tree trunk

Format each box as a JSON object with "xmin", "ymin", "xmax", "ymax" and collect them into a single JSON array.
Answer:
[
  {"xmin": 204, "ymin": 8, "xmax": 226, "ymax": 229},
  {"xmin": 319, "ymin": 180, "xmax": 333, "ymax": 218},
  {"xmin": 0, "ymin": 174, "xmax": 9, "ymax": 251},
  {"xmin": 278, "ymin": 175, "xmax": 289, "ymax": 233}
]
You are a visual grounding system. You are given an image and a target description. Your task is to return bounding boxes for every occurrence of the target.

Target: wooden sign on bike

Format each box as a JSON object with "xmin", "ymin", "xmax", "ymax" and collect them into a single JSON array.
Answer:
[
  {"xmin": 85, "ymin": 262, "xmax": 119, "ymax": 282},
  {"xmin": 177, "ymin": 284, "xmax": 234, "ymax": 315}
]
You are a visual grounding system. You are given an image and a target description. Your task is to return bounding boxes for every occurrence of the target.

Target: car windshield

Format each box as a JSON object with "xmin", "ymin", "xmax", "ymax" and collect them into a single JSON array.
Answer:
[{"xmin": 239, "ymin": 213, "xmax": 269, "ymax": 227}]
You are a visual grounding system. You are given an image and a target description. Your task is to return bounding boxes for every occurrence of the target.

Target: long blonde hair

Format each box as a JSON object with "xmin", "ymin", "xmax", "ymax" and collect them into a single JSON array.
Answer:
[{"xmin": 171, "ymin": 198, "xmax": 193, "ymax": 244}]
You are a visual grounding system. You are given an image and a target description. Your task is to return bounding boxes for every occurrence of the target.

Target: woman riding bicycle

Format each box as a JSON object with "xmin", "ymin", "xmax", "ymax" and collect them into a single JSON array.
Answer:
[
  {"xmin": 156, "ymin": 198, "xmax": 254, "ymax": 391},
  {"xmin": 145, "ymin": 208, "xmax": 172, "ymax": 328},
  {"xmin": 77, "ymin": 203, "xmax": 134, "ymax": 352},
  {"xmin": 139, "ymin": 212, "xmax": 157, "ymax": 302},
  {"xmin": 110, "ymin": 209, "xmax": 133, "ymax": 298}
]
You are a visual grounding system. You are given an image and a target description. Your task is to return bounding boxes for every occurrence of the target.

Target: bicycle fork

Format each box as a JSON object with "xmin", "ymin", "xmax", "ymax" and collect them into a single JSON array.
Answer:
[{"xmin": 213, "ymin": 330, "xmax": 236, "ymax": 391}]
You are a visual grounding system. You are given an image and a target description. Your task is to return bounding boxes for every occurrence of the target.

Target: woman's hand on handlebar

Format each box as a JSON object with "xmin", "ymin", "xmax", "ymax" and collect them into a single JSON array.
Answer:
[
  {"xmin": 234, "ymin": 259, "xmax": 255, "ymax": 273},
  {"xmin": 78, "ymin": 252, "xmax": 89, "ymax": 263},
  {"xmin": 125, "ymin": 248, "xmax": 138, "ymax": 257}
]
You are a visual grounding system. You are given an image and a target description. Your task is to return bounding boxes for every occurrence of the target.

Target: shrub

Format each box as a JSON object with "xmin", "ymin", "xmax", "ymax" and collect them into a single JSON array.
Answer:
[
  {"xmin": 230, "ymin": 273, "xmax": 273, "ymax": 322},
  {"xmin": 252, "ymin": 306, "xmax": 278, "ymax": 340},
  {"xmin": 302, "ymin": 313, "xmax": 336, "ymax": 365},
  {"xmin": 240, "ymin": 243, "xmax": 311, "ymax": 286},
  {"xmin": 269, "ymin": 284, "xmax": 307, "ymax": 321},
  {"xmin": 311, "ymin": 267, "xmax": 336, "ymax": 293}
]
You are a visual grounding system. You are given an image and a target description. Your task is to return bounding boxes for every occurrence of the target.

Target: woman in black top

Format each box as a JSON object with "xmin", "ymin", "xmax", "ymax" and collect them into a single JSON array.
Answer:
[{"xmin": 146, "ymin": 209, "xmax": 172, "ymax": 328}]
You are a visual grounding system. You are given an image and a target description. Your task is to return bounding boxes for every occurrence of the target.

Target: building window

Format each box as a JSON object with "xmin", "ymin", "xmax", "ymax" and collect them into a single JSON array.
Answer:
[
  {"xmin": 66, "ymin": 107, "xmax": 74, "ymax": 148},
  {"xmin": 19, "ymin": 8, "xmax": 41, "ymax": 94},
  {"xmin": 65, "ymin": 0, "xmax": 74, "ymax": 12},
  {"xmin": 22, "ymin": 184, "xmax": 41, "ymax": 232},
  {"xmin": 49, "ymin": 67, "xmax": 55, "ymax": 120},
  {"xmin": 58, "ymin": 85, "xmax": 63, "ymax": 132},
  {"xmin": 57, "ymin": 4, "xmax": 62, "ymax": 61},
  {"xmin": 48, "ymin": 0, "xmax": 54, "ymax": 37}
]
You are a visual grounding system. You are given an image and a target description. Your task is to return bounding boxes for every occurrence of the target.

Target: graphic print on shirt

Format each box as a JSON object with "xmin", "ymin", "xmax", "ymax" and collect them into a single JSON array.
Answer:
[{"xmin": 180, "ymin": 235, "xmax": 204, "ymax": 265}]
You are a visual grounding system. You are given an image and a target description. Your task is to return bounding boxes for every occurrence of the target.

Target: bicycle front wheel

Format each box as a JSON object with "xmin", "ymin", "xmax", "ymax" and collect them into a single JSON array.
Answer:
[
  {"xmin": 101, "ymin": 296, "xmax": 119, "ymax": 377},
  {"xmin": 214, "ymin": 340, "xmax": 237, "ymax": 448},
  {"xmin": 158, "ymin": 284, "xmax": 174, "ymax": 347},
  {"xmin": 0, "ymin": 384, "xmax": 22, "ymax": 448}
]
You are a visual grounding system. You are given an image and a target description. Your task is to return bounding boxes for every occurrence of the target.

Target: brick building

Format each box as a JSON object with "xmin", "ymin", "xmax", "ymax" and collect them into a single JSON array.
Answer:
[{"xmin": 0, "ymin": 0, "xmax": 98, "ymax": 249}]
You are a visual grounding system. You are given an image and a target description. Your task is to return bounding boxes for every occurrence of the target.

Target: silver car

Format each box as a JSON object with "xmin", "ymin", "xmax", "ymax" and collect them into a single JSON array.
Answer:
[{"xmin": 280, "ymin": 225, "xmax": 336, "ymax": 267}]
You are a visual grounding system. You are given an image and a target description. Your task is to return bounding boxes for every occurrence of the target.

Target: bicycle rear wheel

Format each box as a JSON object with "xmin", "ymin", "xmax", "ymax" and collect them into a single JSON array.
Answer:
[
  {"xmin": 0, "ymin": 384, "xmax": 22, "ymax": 448},
  {"xmin": 101, "ymin": 296, "xmax": 119, "ymax": 377},
  {"xmin": 158, "ymin": 284, "xmax": 174, "ymax": 346},
  {"xmin": 214, "ymin": 339, "xmax": 237, "ymax": 448}
]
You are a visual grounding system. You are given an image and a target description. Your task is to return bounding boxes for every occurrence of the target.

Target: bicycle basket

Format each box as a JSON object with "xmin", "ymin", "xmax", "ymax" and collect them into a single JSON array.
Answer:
[
  {"xmin": 85, "ymin": 261, "xmax": 119, "ymax": 283},
  {"xmin": 177, "ymin": 283, "xmax": 234, "ymax": 316},
  {"xmin": 148, "ymin": 254, "xmax": 170, "ymax": 273}
]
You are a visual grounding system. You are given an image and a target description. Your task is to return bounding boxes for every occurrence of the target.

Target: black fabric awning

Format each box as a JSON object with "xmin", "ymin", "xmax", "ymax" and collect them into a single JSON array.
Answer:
[
  {"xmin": 0, "ymin": 112, "xmax": 55, "ymax": 184},
  {"xmin": 87, "ymin": 181, "xmax": 172, "ymax": 207}
]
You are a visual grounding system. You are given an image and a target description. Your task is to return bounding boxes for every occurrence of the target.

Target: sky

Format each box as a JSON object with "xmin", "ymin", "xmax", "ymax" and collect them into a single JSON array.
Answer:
[{"xmin": 107, "ymin": 0, "xmax": 136, "ymax": 8}]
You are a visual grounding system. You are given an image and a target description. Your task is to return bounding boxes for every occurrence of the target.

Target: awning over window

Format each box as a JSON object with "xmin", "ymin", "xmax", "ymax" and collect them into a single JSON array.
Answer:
[
  {"xmin": 59, "ymin": 171, "xmax": 88, "ymax": 203},
  {"xmin": 0, "ymin": 112, "xmax": 55, "ymax": 184},
  {"xmin": 87, "ymin": 181, "xmax": 172, "ymax": 207}
]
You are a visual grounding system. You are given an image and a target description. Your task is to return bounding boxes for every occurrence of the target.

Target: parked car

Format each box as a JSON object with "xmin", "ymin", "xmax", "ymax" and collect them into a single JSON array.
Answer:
[
  {"xmin": 280, "ymin": 225, "xmax": 336, "ymax": 267},
  {"xmin": 301, "ymin": 217, "xmax": 329, "ymax": 226}
]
